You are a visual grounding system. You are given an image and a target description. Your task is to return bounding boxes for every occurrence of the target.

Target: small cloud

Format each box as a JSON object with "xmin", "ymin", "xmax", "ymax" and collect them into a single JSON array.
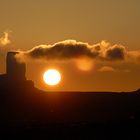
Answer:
[
  {"xmin": 14, "ymin": 51, "xmax": 26, "ymax": 63},
  {"xmin": 0, "ymin": 31, "xmax": 11, "ymax": 46},
  {"xmin": 98, "ymin": 66, "xmax": 116, "ymax": 72},
  {"xmin": 104, "ymin": 45, "xmax": 126, "ymax": 61}
]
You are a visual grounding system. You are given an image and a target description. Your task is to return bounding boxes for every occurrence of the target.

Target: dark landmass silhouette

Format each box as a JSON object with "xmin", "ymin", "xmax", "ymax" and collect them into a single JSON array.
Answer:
[{"xmin": 0, "ymin": 51, "xmax": 140, "ymax": 139}]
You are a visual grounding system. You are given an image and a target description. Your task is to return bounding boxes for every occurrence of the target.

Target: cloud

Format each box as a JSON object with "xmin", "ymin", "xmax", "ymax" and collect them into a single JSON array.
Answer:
[
  {"xmin": 25, "ymin": 40, "xmax": 96, "ymax": 60},
  {"xmin": 98, "ymin": 66, "xmax": 131, "ymax": 73},
  {"xmin": 98, "ymin": 66, "xmax": 116, "ymax": 72},
  {"xmin": 0, "ymin": 31, "xmax": 11, "ymax": 46},
  {"xmin": 92, "ymin": 41, "xmax": 127, "ymax": 61},
  {"xmin": 104, "ymin": 45, "xmax": 126, "ymax": 60},
  {"xmin": 16, "ymin": 40, "xmax": 140, "ymax": 64}
]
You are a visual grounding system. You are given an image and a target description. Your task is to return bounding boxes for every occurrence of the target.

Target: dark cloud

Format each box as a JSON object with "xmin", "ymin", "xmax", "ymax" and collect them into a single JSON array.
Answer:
[
  {"xmin": 16, "ymin": 40, "xmax": 140, "ymax": 63},
  {"xmin": 104, "ymin": 45, "xmax": 126, "ymax": 61},
  {"xmin": 27, "ymin": 41, "xmax": 95, "ymax": 60}
]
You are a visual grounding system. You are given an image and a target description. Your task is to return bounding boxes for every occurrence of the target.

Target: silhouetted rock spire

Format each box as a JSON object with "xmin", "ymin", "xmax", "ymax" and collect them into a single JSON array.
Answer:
[
  {"xmin": 6, "ymin": 52, "xmax": 26, "ymax": 81},
  {"xmin": 0, "ymin": 51, "xmax": 34, "ymax": 89}
]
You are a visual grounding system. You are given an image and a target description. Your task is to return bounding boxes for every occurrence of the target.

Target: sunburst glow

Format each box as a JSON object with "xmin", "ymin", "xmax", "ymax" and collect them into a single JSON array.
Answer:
[{"xmin": 43, "ymin": 69, "xmax": 61, "ymax": 86}]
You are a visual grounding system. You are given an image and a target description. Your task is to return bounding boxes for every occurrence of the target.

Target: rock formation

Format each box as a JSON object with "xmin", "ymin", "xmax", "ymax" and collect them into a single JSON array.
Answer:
[{"xmin": 0, "ymin": 51, "xmax": 34, "ymax": 89}]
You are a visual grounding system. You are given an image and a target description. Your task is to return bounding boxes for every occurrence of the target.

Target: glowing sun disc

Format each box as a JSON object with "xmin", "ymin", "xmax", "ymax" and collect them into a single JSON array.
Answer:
[{"xmin": 43, "ymin": 69, "xmax": 61, "ymax": 86}]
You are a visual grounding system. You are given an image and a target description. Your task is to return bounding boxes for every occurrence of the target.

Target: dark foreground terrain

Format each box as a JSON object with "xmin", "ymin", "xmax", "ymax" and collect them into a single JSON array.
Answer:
[
  {"xmin": 0, "ymin": 84, "xmax": 140, "ymax": 139},
  {"xmin": 1, "ymin": 119, "xmax": 140, "ymax": 139}
]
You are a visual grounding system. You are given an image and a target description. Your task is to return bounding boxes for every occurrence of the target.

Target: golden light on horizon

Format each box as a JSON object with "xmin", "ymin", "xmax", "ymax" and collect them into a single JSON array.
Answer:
[{"xmin": 43, "ymin": 69, "xmax": 61, "ymax": 86}]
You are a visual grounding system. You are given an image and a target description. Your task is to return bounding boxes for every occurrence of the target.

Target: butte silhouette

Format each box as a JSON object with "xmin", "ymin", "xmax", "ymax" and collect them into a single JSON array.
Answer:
[{"xmin": 0, "ymin": 51, "xmax": 34, "ymax": 90}]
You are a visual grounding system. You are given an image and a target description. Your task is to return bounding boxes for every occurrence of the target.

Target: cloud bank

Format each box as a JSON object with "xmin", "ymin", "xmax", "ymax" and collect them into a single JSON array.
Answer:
[
  {"xmin": 0, "ymin": 31, "xmax": 11, "ymax": 46},
  {"xmin": 26, "ymin": 40, "xmax": 95, "ymax": 60},
  {"xmin": 16, "ymin": 40, "xmax": 140, "ymax": 64}
]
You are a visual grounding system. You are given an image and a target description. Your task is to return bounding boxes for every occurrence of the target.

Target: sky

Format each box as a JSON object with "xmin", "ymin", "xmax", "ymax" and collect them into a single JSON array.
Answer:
[{"xmin": 0, "ymin": 0, "xmax": 140, "ymax": 91}]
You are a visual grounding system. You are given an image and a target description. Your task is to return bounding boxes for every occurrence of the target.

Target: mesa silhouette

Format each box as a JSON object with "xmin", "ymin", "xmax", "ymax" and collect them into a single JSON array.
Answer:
[{"xmin": 0, "ymin": 51, "xmax": 140, "ymax": 123}]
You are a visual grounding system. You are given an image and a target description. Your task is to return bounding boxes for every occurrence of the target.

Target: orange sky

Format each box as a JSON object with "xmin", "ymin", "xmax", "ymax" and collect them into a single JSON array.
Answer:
[{"xmin": 0, "ymin": 0, "xmax": 140, "ymax": 91}]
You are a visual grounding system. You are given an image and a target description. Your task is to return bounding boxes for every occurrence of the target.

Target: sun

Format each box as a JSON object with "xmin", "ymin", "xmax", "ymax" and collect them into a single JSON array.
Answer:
[{"xmin": 43, "ymin": 69, "xmax": 61, "ymax": 86}]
